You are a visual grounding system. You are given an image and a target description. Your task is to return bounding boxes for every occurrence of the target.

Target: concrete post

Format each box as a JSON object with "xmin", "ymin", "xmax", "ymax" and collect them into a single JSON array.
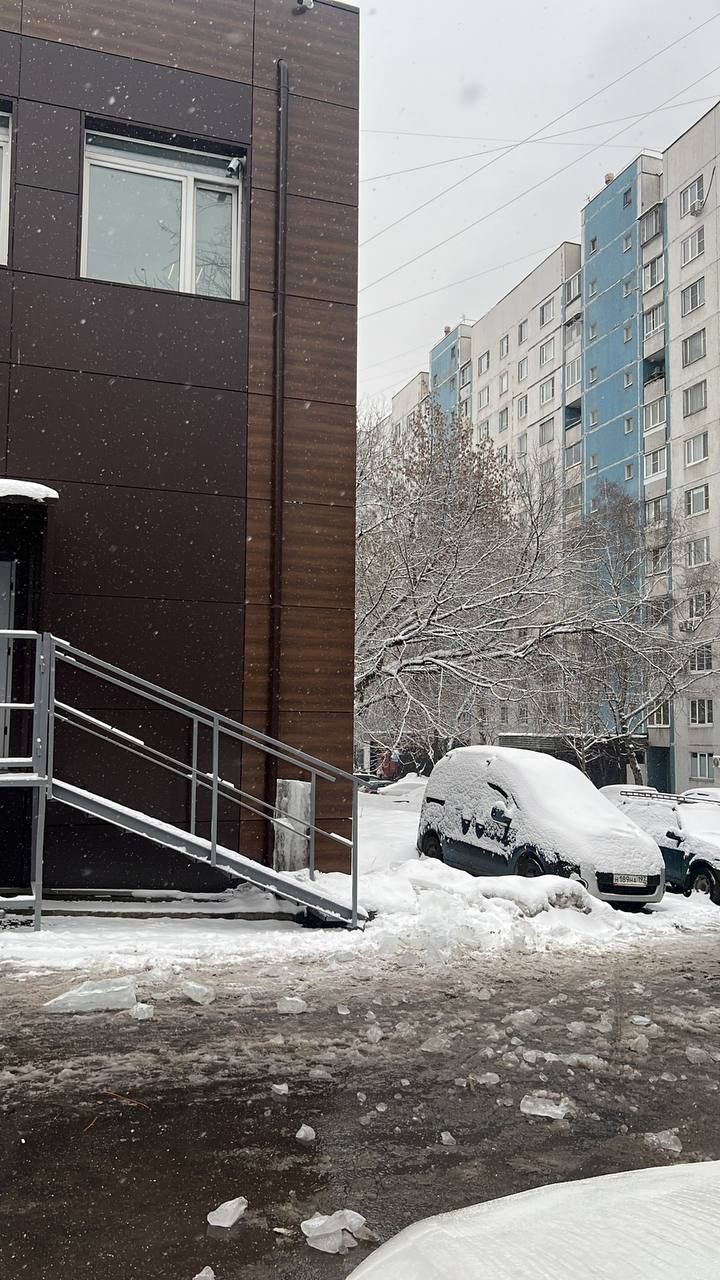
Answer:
[{"xmin": 273, "ymin": 778, "xmax": 311, "ymax": 872}]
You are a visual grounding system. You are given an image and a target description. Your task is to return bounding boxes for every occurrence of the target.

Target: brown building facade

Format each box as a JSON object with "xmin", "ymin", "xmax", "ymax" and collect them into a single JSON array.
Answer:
[{"xmin": 0, "ymin": 1, "xmax": 358, "ymax": 887}]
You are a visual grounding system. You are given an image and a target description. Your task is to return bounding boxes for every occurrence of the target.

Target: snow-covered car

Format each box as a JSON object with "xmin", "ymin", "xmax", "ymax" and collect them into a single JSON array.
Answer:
[
  {"xmin": 599, "ymin": 783, "xmax": 658, "ymax": 804},
  {"xmin": 605, "ymin": 789, "xmax": 720, "ymax": 904},
  {"xmin": 416, "ymin": 746, "xmax": 664, "ymax": 905},
  {"xmin": 683, "ymin": 786, "xmax": 720, "ymax": 802}
]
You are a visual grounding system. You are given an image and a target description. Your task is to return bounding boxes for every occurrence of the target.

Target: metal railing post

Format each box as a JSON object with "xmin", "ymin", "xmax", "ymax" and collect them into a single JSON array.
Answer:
[
  {"xmin": 351, "ymin": 779, "xmax": 359, "ymax": 929},
  {"xmin": 190, "ymin": 717, "xmax": 198, "ymax": 835},
  {"xmin": 308, "ymin": 772, "xmax": 317, "ymax": 880},
  {"xmin": 31, "ymin": 635, "xmax": 51, "ymax": 931},
  {"xmin": 210, "ymin": 715, "xmax": 219, "ymax": 867}
]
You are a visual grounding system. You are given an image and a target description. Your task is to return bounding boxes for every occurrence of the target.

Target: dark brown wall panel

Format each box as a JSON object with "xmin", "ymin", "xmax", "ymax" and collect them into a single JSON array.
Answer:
[
  {"xmin": 0, "ymin": 270, "xmax": 12, "ymax": 361},
  {"xmin": 12, "ymin": 186, "xmax": 78, "ymax": 276},
  {"xmin": 15, "ymin": 101, "xmax": 81, "ymax": 193},
  {"xmin": 282, "ymin": 502, "xmax": 355, "ymax": 609},
  {"xmin": 252, "ymin": 88, "xmax": 359, "ymax": 206},
  {"xmin": 253, "ymin": 0, "xmax": 359, "ymax": 110},
  {"xmin": 244, "ymin": 499, "xmax": 271, "ymax": 605},
  {"xmin": 22, "ymin": 1, "xmax": 255, "ymax": 84},
  {"xmin": 243, "ymin": 603, "xmax": 271, "ymax": 713},
  {"xmin": 284, "ymin": 399, "xmax": 355, "ymax": 507},
  {"xmin": 20, "ymin": 38, "xmax": 252, "ymax": 142},
  {"xmin": 247, "ymin": 289, "xmax": 274, "ymax": 397},
  {"xmin": 0, "ymin": 29, "xmax": 19, "ymax": 91},
  {"xmin": 0, "ymin": 362, "xmax": 9, "ymax": 469},
  {"xmin": 252, "ymin": 187, "xmax": 358, "ymax": 304},
  {"xmin": 246, "ymin": 392, "xmax": 272, "ymax": 501},
  {"xmin": 285, "ymin": 296, "xmax": 357, "ymax": 405},
  {"xmin": 279, "ymin": 605, "xmax": 354, "ymax": 711},
  {"xmin": 12, "ymin": 274, "xmax": 248, "ymax": 390},
  {"xmin": 7, "ymin": 366, "xmax": 247, "ymax": 495},
  {"xmin": 0, "ymin": 3, "xmax": 20, "ymax": 34},
  {"xmin": 46, "ymin": 482, "xmax": 245, "ymax": 602}
]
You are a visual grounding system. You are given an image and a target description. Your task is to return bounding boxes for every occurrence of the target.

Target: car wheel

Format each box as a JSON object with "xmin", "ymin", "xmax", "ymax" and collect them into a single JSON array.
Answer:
[
  {"xmin": 516, "ymin": 852, "xmax": 544, "ymax": 878},
  {"xmin": 421, "ymin": 831, "xmax": 443, "ymax": 861},
  {"xmin": 688, "ymin": 863, "xmax": 720, "ymax": 905}
]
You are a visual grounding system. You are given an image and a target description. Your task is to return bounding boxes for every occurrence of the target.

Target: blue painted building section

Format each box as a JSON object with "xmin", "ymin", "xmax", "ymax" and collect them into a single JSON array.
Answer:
[
  {"xmin": 582, "ymin": 162, "xmax": 644, "ymax": 509},
  {"xmin": 430, "ymin": 324, "xmax": 471, "ymax": 422}
]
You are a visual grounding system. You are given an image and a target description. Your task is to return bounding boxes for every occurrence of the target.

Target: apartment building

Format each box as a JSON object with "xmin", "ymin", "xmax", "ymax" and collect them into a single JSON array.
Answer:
[{"xmin": 430, "ymin": 323, "xmax": 473, "ymax": 422}]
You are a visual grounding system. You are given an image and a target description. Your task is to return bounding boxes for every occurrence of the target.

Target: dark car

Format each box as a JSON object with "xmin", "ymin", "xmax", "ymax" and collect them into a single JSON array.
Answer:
[{"xmin": 603, "ymin": 789, "xmax": 720, "ymax": 904}]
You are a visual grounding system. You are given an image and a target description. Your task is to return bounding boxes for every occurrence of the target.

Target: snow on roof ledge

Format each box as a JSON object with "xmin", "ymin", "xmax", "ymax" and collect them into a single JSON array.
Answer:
[{"xmin": 0, "ymin": 479, "xmax": 59, "ymax": 503}]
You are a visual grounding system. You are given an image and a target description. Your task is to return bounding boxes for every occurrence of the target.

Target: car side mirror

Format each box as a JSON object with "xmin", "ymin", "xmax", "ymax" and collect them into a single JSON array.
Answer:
[
  {"xmin": 491, "ymin": 804, "xmax": 510, "ymax": 823},
  {"xmin": 666, "ymin": 829, "xmax": 683, "ymax": 843}
]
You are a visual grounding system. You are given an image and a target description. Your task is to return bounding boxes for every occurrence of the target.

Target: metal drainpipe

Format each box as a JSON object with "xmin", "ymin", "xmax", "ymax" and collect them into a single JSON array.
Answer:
[{"xmin": 264, "ymin": 58, "xmax": 290, "ymax": 863}]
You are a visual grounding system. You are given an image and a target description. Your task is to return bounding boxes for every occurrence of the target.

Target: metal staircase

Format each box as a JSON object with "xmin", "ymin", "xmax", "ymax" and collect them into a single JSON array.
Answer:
[{"xmin": 0, "ymin": 631, "xmax": 366, "ymax": 930}]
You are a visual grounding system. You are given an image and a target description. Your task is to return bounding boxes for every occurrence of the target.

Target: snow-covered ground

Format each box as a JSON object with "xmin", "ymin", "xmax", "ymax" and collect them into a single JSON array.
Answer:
[{"xmin": 1, "ymin": 780, "xmax": 720, "ymax": 974}]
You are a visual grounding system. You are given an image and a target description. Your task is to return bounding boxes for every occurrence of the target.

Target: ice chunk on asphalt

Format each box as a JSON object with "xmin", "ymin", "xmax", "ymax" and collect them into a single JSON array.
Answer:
[
  {"xmin": 644, "ymin": 1129, "xmax": 683, "ymax": 1156},
  {"xmin": 504, "ymin": 1008, "xmax": 539, "ymax": 1030},
  {"xmin": 181, "ymin": 981, "xmax": 215, "ymax": 1006},
  {"xmin": 440, "ymin": 1131, "xmax": 457, "ymax": 1146},
  {"xmin": 272, "ymin": 1082, "xmax": 289, "ymax": 1097},
  {"xmin": 337, "ymin": 1004, "xmax": 350, "ymax": 1016},
  {"xmin": 626, "ymin": 1034, "xmax": 649, "ymax": 1054},
  {"xmin": 301, "ymin": 1209, "xmax": 367, "ymax": 1255},
  {"xmin": 206, "ymin": 1196, "xmax": 248, "ymax": 1228},
  {"xmin": 44, "ymin": 977, "xmax": 137, "ymax": 1014},
  {"xmin": 366, "ymin": 1025, "xmax": 383, "ymax": 1044},
  {"xmin": 420, "ymin": 1032, "xmax": 451, "ymax": 1053},
  {"xmin": 193, "ymin": 1269, "xmax": 215, "ymax": 1280},
  {"xmin": 476, "ymin": 988, "xmax": 492, "ymax": 1001},
  {"xmin": 520, "ymin": 1092, "xmax": 575, "ymax": 1120},
  {"xmin": 130, "ymin": 1002, "xmax": 154, "ymax": 1021},
  {"xmin": 309, "ymin": 1067, "xmax": 332, "ymax": 1081},
  {"xmin": 296, "ymin": 1123, "xmax": 316, "ymax": 1144},
  {"xmin": 277, "ymin": 996, "xmax": 308, "ymax": 1015},
  {"xmin": 686, "ymin": 1046, "xmax": 711, "ymax": 1065},
  {"xmin": 474, "ymin": 1072, "xmax": 501, "ymax": 1087}
]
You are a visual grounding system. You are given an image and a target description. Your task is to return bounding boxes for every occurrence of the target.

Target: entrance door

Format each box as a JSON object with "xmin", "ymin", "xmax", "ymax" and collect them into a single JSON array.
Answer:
[{"xmin": 0, "ymin": 560, "xmax": 15, "ymax": 758}]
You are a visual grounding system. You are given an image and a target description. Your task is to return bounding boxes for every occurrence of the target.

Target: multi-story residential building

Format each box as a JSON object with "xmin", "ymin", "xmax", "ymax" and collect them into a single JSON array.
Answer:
[
  {"xmin": 387, "ymin": 371, "xmax": 430, "ymax": 441},
  {"xmin": 430, "ymin": 323, "xmax": 472, "ymax": 423},
  {"xmin": 469, "ymin": 244, "xmax": 581, "ymax": 500}
]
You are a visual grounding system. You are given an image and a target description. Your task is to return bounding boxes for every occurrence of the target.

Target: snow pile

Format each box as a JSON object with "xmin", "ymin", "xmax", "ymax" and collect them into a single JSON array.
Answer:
[
  {"xmin": 44, "ymin": 976, "xmax": 137, "ymax": 1013},
  {"xmin": 0, "ymin": 478, "xmax": 58, "ymax": 503},
  {"xmin": 351, "ymin": 1162, "xmax": 720, "ymax": 1279}
]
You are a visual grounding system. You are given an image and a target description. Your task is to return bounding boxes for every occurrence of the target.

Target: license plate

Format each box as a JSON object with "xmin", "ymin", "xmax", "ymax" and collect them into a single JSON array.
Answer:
[{"xmin": 613, "ymin": 874, "xmax": 648, "ymax": 887}]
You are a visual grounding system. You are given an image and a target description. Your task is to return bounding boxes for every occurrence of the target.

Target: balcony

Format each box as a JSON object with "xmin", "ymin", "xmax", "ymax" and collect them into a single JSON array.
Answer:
[{"xmin": 643, "ymin": 374, "xmax": 665, "ymax": 404}]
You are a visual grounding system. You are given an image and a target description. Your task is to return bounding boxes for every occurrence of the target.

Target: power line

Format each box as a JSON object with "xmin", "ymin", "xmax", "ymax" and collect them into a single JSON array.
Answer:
[
  {"xmin": 360, "ymin": 14, "xmax": 720, "ymax": 250},
  {"xmin": 361, "ymin": 137, "xmax": 644, "ymax": 186},
  {"xmin": 360, "ymin": 61, "xmax": 720, "ymax": 295},
  {"xmin": 359, "ymin": 341, "xmax": 432, "ymax": 377}
]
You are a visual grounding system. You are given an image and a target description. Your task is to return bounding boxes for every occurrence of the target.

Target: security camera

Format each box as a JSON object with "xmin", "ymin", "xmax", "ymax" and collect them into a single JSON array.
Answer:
[{"xmin": 226, "ymin": 156, "xmax": 241, "ymax": 179}]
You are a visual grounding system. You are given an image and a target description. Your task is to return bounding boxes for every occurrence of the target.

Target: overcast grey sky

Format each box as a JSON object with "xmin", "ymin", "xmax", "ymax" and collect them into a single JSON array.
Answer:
[{"xmin": 355, "ymin": 0, "xmax": 720, "ymax": 408}]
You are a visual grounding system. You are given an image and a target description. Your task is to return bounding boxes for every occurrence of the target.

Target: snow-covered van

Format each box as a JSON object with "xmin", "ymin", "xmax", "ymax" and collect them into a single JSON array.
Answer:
[
  {"xmin": 604, "ymin": 789, "xmax": 720, "ymax": 905},
  {"xmin": 417, "ymin": 746, "xmax": 665, "ymax": 905}
]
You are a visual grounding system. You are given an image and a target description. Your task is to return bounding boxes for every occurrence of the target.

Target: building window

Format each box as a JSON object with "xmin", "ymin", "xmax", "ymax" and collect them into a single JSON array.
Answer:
[
  {"xmin": 685, "ymin": 431, "xmax": 709, "ymax": 466},
  {"xmin": 82, "ymin": 131, "xmax": 243, "ymax": 299},
  {"xmin": 564, "ymin": 482, "xmax": 582, "ymax": 511},
  {"xmin": 499, "ymin": 370, "xmax": 509, "ymax": 395},
  {"xmin": 499, "ymin": 334, "xmax": 509, "ymax": 358},
  {"xmin": 623, "ymin": 323, "xmax": 633, "ymax": 343},
  {"xmin": 686, "ymin": 483, "xmax": 710, "ymax": 516},
  {"xmin": 564, "ymin": 273, "xmax": 581, "ymax": 305},
  {"xmin": 590, "ymin": 496, "xmax": 599, "ymax": 513},
  {"xmin": 518, "ymin": 703, "xmax": 529, "ymax": 726},
  {"xmin": 680, "ymin": 174, "xmax": 704, "ymax": 217},
  {"xmin": 690, "ymin": 699, "xmax": 714, "ymax": 727},
  {"xmin": 640, "ymin": 205, "xmax": 662, "ymax": 244},
  {"xmin": 644, "ymin": 397, "xmax": 666, "ymax": 432},
  {"xmin": 518, "ymin": 356, "xmax": 528, "ymax": 382},
  {"xmin": 681, "ymin": 226, "xmax": 704, "ymax": 267},
  {"xmin": 623, "ymin": 233, "xmax": 632, "ymax": 252},
  {"xmin": 540, "ymin": 376, "xmax": 555, "ymax": 405},
  {"xmin": 644, "ymin": 446, "xmax": 667, "ymax": 479},
  {"xmin": 566, "ymin": 357, "xmax": 581, "ymax": 388},
  {"xmin": 499, "ymin": 407, "xmax": 509, "ymax": 432},
  {"xmin": 589, "ymin": 366, "xmax": 598, "ymax": 385},
  {"xmin": 589, "ymin": 236, "xmax": 597, "ymax": 254},
  {"xmin": 645, "ymin": 495, "xmax": 668, "ymax": 523},
  {"xmin": 460, "ymin": 361, "xmax": 472, "ymax": 388},
  {"xmin": 516, "ymin": 432, "xmax": 527, "ymax": 458},
  {"xmin": 588, "ymin": 279, "xmax": 597, "ymax": 298},
  {"xmin": 499, "ymin": 704, "xmax": 509, "ymax": 725},
  {"xmin": 518, "ymin": 319, "xmax": 528, "ymax": 344},
  {"xmin": 690, "ymin": 752, "xmax": 713, "ymax": 780},
  {"xmin": 624, "ymin": 416, "xmax": 633, "ymax": 434},
  {"xmin": 643, "ymin": 304, "xmax": 664, "ymax": 338},
  {"xmin": 498, "ymin": 444, "xmax": 508, "ymax": 462},
  {"xmin": 477, "ymin": 419, "xmax": 490, "ymax": 440},
  {"xmin": 623, "ymin": 187, "xmax": 632, "ymax": 208},
  {"xmin": 623, "ymin": 279, "xmax": 632, "ymax": 297},
  {"xmin": 588, "ymin": 321, "xmax": 598, "ymax": 340},
  {"xmin": 565, "ymin": 442, "xmax": 581, "ymax": 469},
  {"xmin": 539, "ymin": 416, "xmax": 554, "ymax": 446},
  {"xmin": 687, "ymin": 535, "xmax": 710, "ymax": 567},
  {"xmin": 540, "ymin": 298, "xmax": 554, "ymax": 326},
  {"xmin": 541, "ymin": 458, "xmax": 554, "ymax": 480},
  {"xmin": 690, "ymin": 644, "xmax": 713, "ymax": 673},
  {"xmin": 625, "ymin": 462, "xmax": 634, "ymax": 482},
  {"xmin": 682, "ymin": 329, "xmax": 706, "ymax": 366},
  {"xmin": 683, "ymin": 380, "xmax": 707, "ymax": 417},
  {"xmin": 479, "ymin": 385, "xmax": 490, "ymax": 409},
  {"xmin": 647, "ymin": 702, "xmax": 669, "ymax": 728},
  {"xmin": 689, "ymin": 591, "xmax": 711, "ymax": 622},
  {"xmin": 478, "ymin": 350, "xmax": 490, "ymax": 374},
  {"xmin": 566, "ymin": 317, "xmax": 582, "ymax": 346},
  {"xmin": 589, "ymin": 409, "xmax": 598, "ymax": 427},
  {"xmin": 624, "ymin": 370, "xmax": 633, "ymax": 388},
  {"xmin": 0, "ymin": 112, "xmax": 10, "ymax": 267},
  {"xmin": 517, "ymin": 394, "xmax": 528, "ymax": 420},
  {"xmin": 540, "ymin": 337, "xmax": 555, "ymax": 367},
  {"xmin": 643, "ymin": 255, "xmax": 664, "ymax": 292},
  {"xmin": 589, "ymin": 453, "xmax": 598, "ymax": 471},
  {"xmin": 681, "ymin": 277, "xmax": 705, "ymax": 316}
]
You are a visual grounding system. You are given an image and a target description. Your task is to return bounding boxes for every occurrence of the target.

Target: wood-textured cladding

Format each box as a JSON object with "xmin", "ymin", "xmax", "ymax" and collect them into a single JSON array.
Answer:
[{"xmin": 0, "ymin": 1, "xmax": 359, "ymax": 878}]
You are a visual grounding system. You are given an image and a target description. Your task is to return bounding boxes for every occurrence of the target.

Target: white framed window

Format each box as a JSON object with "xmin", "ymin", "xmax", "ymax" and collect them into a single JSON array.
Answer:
[
  {"xmin": 624, "ymin": 416, "xmax": 633, "ymax": 434},
  {"xmin": 499, "ymin": 334, "xmax": 509, "ymax": 358},
  {"xmin": 686, "ymin": 483, "xmax": 709, "ymax": 516},
  {"xmin": 539, "ymin": 416, "xmax": 554, "ymax": 446},
  {"xmin": 682, "ymin": 329, "xmax": 706, "ymax": 366},
  {"xmin": 478, "ymin": 350, "xmax": 490, "ymax": 375},
  {"xmin": 588, "ymin": 321, "xmax": 598, "ymax": 340},
  {"xmin": 623, "ymin": 323, "xmax": 632, "ymax": 343},
  {"xmin": 477, "ymin": 418, "xmax": 490, "ymax": 441},
  {"xmin": 623, "ymin": 233, "xmax": 632, "ymax": 252},
  {"xmin": 566, "ymin": 317, "xmax": 582, "ymax": 346},
  {"xmin": 683, "ymin": 380, "xmax": 707, "ymax": 417},
  {"xmin": 518, "ymin": 319, "xmax": 528, "ymax": 344},
  {"xmin": 540, "ymin": 298, "xmax": 554, "ymax": 326},
  {"xmin": 498, "ymin": 444, "xmax": 508, "ymax": 462},
  {"xmin": 516, "ymin": 432, "xmax": 527, "ymax": 458},
  {"xmin": 540, "ymin": 337, "xmax": 555, "ymax": 367},
  {"xmin": 460, "ymin": 361, "xmax": 472, "ymax": 388},
  {"xmin": 590, "ymin": 496, "xmax": 599, "ymax": 513},
  {"xmin": 518, "ymin": 356, "xmax": 528, "ymax": 382},
  {"xmin": 644, "ymin": 446, "xmax": 667, "ymax": 479},
  {"xmin": 565, "ymin": 357, "xmax": 581, "ymax": 388},
  {"xmin": 624, "ymin": 370, "xmax": 633, "ymax": 388},
  {"xmin": 644, "ymin": 397, "xmax": 666, "ymax": 432},
  {"xmin": 589, "ymin": 236, "xmax": 597, "ymax": 254},
  {"xmin": 685, "ymin": 432, "xmax": 709, "ymax": 466},
  {"xmin": 517, "ymin": 393, "xmax": 528, "ymax": 420},
  {"xmin": 565, "ymin": 441, "xmax": 581, "ymax": 469},
  {"xmin": 623, "ymin": 187, "xmax": 632, "ymax": 209},
  {"xmin": 690, "ymin": 644, "xmax": 713, "ymax": 673},
  {"xmin": 564, "ymin": 482, "xmax": 582, "ymax": 511},
  {"xmin": 643, "ymin": 255, "xmax": 664, "ymax": 292},
  {"xmin": 681, "ymin": 278, "xmax": 705, "ymax": 316},
  {"xmin": 640, "ymin": 205, "xmax": 662, "ymax": 243},
  {"xmin": 499, "ymin": 407, "xmax": 509, "ymax": 432},
  {"xmin": 0, "ymin": 112, "xmax": 10, "ymax": 267},
  {"xmin": 541, "ymin": 458, "xmax": 554, "ymax": 480},
  {"xmin": 499, "ymin": 370, "xmax": 509, "ymax": 395},
  {"xmin": 681, "ymin": 226, "xmax": 704, "ymax": 267},
  {"xmin": 82, "ymin": 131, "xmax": 243, "ymax": 299},
  {"xmin": 540, "ymin": 376, "xmax": 555, "ymax": 405},
  {"xmin": 499, "ymin": 704, "xmax": 509, "ymax": 725},
  {"xmin": 690, "ymin": 698, "xmax": 714, "ymax": 727},
  {"xmin": 588, "ymin": 366, "xmax": 598, "ymax": 385},
  {"xmin": 643, "ymin": 304, "xmax": 664, "ymax": 338},
  {"xmin": 625, "ymin": 462, "xmax": 634, "ymax": 482},
  {"xmin": 623, "ymin": 279, "xmax": 632, "ymax": 297},
  {"xmin": 564, "ymin": 273, "xmax": 581, "ymax": 305},
  {"xmin": 479, "ymin": 385, "xmax": 490, "ymax": 409},
  {"xmin": 689, "ymin": 591, "xmax": 711, "ymax": 622},
  {"xmin": 645, "ymin": 495, "xmax": 668, "ymax": 523},
  {"xmin": 588, "ymin": 279, "xmax": 597, "ymax": 298},
  {"xmin": 589, "ymin": 409, "xmax": 598, "ymax": 427},
  {"xmin": 680, "ymin": 174, "xmax": 704, "ymax": 217},
  {"xmin": 690, "ymin": 752, "xmax": 713, "ymax": 780},
  {"xmin": 589, "ymin": 453, "xmax": 598, "ymax": 471},
  {"xmin": 687, "ymin": 535, "xmax": 710, "ymax": 567},
  {"xmin": 647, "ymin": 702, "xmax": 670, "ymax": 728}
]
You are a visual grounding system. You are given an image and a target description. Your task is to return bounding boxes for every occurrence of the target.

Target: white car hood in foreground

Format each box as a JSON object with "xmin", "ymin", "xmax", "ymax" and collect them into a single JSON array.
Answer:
[{"xmin": 352, "ymin": 1162, "xmax": 720, "ymax": 1280}]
